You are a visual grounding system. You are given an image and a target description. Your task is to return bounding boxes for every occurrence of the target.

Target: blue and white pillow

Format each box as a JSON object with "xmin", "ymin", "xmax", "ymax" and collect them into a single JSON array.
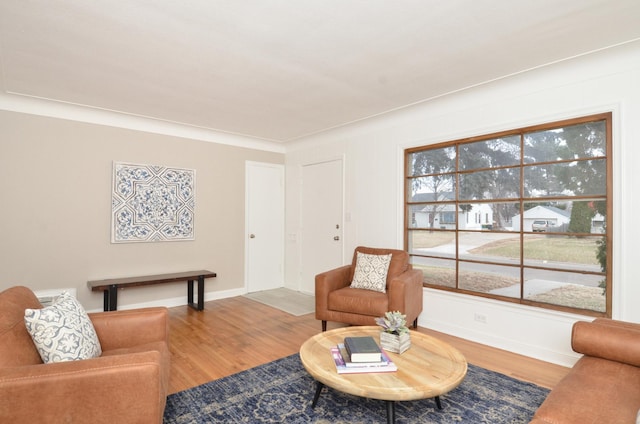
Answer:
[
  {"xmin": 24, "ymin": 291, "xmax": 102, "ymax": 363},
  {"xmin": 350, "ymin": 252, "xmax": 392, "ymax": 293}
]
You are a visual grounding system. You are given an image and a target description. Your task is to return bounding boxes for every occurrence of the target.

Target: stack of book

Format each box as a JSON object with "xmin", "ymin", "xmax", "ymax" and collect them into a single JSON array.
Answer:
[{"xmin": 331, "ymin": 336, "xmax": 397, "ymax": 374}]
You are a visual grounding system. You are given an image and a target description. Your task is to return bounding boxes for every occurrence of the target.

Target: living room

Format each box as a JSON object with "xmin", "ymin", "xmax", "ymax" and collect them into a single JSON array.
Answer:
[{"xmin": 1, "ymin": 2, "xmax": 640, "ymax": 422}]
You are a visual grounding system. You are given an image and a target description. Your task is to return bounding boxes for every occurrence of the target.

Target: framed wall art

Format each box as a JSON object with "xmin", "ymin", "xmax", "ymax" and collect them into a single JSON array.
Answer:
[{"xmin": 111, "ymin": 162, "xmax": 195, "ymax": 243}]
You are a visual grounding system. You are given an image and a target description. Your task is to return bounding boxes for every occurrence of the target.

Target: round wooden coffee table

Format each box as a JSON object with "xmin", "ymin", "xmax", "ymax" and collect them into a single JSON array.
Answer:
[{"xmin": 299, "ymin": 326, "xmax": 467, "ymax": 424}]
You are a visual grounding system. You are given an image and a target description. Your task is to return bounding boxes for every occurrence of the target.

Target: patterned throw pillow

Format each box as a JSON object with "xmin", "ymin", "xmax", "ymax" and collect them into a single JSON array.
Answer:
[
  {"xmin": 24, "ymin": 291, "xmax": 102, "ymax": 363},
  {"xmin": 350, "ymin": 252, "xmax": 392, "ymax": 293}
]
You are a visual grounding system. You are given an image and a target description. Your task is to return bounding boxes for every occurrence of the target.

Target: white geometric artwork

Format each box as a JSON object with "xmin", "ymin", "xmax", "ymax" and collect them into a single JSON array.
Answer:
[{"xmin": 111, "ymin": 162, "xmax": 195, "ymax": 243}]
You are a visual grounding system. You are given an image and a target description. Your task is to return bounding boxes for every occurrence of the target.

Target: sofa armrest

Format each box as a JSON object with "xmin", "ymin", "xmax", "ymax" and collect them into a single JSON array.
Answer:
[
  {"xmin": 89, "ymin": 307, "xmax": 169, "ymax": 351},
  {"xmin": 315, "ymin": 265, "xmax": 352, "ymax": 315},
  {"xmin": 0, "ymin": 351, "xmax": 167, "ymax": 423},
  {"xmin": 387, "ymin": 268, "xmax": 424, "ymax": 317},
  {"xmin": 572, "ymin": 318, "xmax": 640, "ymax": 367}
]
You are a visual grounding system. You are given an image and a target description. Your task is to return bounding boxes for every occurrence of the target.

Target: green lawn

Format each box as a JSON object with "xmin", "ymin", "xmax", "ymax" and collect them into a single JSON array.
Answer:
[
  {"xmin": 411, "ymin": 232, "xmax": 601, "ymax": 265},
  {"xmin": 470, "ymin": 235, "xmax": 601, "ymax": 265}
]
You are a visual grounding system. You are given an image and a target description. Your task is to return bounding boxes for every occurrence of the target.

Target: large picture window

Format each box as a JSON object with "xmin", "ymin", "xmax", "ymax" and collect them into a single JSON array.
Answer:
[{"xmin": 405, "ymin": 113, "xmax": 612, "ymax": 316}]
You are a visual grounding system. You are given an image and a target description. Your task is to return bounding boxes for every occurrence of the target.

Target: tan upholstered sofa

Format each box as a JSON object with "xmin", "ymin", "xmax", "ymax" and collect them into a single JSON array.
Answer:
[
  {"xmin": 0, "ymin": 286, "xmax": 170, "ymax": 423},
  {"xmin": 531, "ymin": 318, "xmax": 640, "ymax": 424},
  {"xmin": 315, "ymin": 246, "xmax": 423, "ymax": 331}
]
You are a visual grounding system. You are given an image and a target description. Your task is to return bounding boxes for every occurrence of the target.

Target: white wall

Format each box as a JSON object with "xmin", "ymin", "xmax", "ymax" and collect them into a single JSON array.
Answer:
[{"xmin": 285, "ymin": 40, "xmax": 640, "ymax": 367}]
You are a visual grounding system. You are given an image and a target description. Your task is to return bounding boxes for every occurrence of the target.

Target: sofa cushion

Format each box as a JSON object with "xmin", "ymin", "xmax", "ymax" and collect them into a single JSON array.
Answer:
[
  {"xmin": 24, "ymin": 291, "xmax": 102, "ymax": 363},
  {"xmin": 350, "ymin": 251, "xmax": 392, "ymax": 292}
]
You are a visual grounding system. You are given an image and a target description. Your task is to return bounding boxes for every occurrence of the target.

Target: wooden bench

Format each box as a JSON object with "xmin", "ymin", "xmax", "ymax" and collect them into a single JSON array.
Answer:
[{"xmin": 88, "ymin": 270, "xmax": 216, "ymax": 311}]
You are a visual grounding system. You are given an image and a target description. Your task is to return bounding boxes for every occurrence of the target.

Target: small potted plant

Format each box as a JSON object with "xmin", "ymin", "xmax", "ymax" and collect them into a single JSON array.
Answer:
[{"xmin": 375, "ymin": 311, "xmax": 411, "ymax": 354}]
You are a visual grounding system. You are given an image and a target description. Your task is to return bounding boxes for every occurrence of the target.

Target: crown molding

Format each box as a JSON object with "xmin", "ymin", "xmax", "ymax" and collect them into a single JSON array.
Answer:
[{"xmin": 0, "ymin": 92, "xmax": 286, "ymax": 154}]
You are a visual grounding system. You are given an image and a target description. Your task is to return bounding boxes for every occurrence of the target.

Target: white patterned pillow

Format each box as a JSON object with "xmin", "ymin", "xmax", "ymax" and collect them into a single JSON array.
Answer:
[
  {"xmin": 350, "ymin": 252, "xmax": 392, "ymax": 293},
  {"xmin": 24, "ymin": 291, "xmax": 102, "ymax": 363}
]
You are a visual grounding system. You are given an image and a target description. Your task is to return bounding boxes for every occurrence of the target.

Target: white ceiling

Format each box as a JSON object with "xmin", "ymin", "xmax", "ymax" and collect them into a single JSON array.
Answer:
[{"xmin": 2, "ymin": 1, "xmax": 640, "ymax": 143}]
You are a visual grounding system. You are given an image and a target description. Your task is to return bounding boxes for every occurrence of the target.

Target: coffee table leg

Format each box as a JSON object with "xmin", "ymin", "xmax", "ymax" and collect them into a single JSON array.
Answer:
[
  {"xmin": 311, "ymin": 381, "xmax": 324, "ymax": 408},
  {"xmin": 435, "ymin": 395, "xmax": 442, "ymax": 409},
  {"xmin": 386, "ymin": 400, "xmax": 395, "ymax": 424}
]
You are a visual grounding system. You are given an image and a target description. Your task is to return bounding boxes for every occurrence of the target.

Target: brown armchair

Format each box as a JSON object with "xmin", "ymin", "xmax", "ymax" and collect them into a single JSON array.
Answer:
[
  {"xmin": 315, "ymin": 246, "xmax": 424, "ymax": 331},
  {"xmin": 0, "ymin": 286, "xmax": 170, "ymax": 424}
]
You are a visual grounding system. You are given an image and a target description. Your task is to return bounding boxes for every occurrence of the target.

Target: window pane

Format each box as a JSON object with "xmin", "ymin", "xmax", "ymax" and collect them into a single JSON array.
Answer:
[
  {"xmin": 458, "ymin": 203, "xmax": 490, "ymax": 230},
  {"xmin": 520, "ymin": 200, "xmax": 606, "ymax": 234},
  {"xmin": 459, "ymin": 135, "xmax": 520, "ymax": 171},
  {"xmin": 459, "ymin": 232, "xmax": 520, "ymax": 265},
  {"xmin": 407, "ymin": 204, "xmax": 457, "ymax": 230},
  {"xmin": 407, "ymin": 146, "xmax": 456, "ymax": 176},
  {"xmin": 466, "ymin": 201, "xmax": 520, "ymax": 231},
  {"xmin": 523, "ymin": 269, "xmax": 606, "ymax": 312},
  {"xmin": 524, "ymin": 159, "xmax": 606, "ymax": 198},
  {"xmin": 412, "ymin": 257, "xmax": 456, "ymax": 288},
  {"xmin": 524, "ymin": 120, "xmax": 606, "ymax": 164},
  {"xmin": 407, "ymin": 230, "xmax": 455, "ymax": 257},
  {"xmin": 408, "ymin": 174, "xmax": 456, "ymax": 202},
  {"xmin": 459, "ymin": 167, "xmax": 520, "ymax": 201},
  {"xmin": 458, "ymin": 262, "xmax": 520, "ymax": 298},
  {"xmin": 523, "ymin": 234, "xmax": 604, "ymax": 269}
]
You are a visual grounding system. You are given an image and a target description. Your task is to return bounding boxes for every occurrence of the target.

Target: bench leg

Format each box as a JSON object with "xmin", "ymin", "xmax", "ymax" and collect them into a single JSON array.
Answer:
[
  {"xmin": 197, "ymin": 275, "xmax": 205, "ymax": 310},
  {"xmin": 104, "ymin": 285, "xmax": 118, "ymax": 311},
  {"xmin": 187, "ymin": 277, "xmax": 205, "ymax": 311}
]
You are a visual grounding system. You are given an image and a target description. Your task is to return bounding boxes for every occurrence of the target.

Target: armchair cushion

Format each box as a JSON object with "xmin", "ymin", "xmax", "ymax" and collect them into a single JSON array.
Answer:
[
  {"xmin": 24, "ymin": 291, "xmax": 102, "ymax": 363},
  {"xmin": 350, "ymin": 252, "xmax": 392, "ymax": 292},
  {"xmin": 329, "ymin": 287, "xmax": 388, "ymax": 316}
]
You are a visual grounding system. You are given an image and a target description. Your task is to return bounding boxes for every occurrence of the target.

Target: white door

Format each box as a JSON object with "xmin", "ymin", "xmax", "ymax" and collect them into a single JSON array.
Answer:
[
  {"xmin": 245, "ymin": 162, "xmax": 284, "ymax": 293},
  {"xmin": 300, "ymin": 159, "xmax": 344, "ymax": 294}
]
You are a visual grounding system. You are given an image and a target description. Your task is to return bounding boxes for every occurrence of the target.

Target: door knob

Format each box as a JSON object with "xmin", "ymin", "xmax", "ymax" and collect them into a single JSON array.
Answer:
[
  {"xmin": 249, "ymin": 234, "xmax": 256, "ymax": 238},
  {"xmin": 333, "ymin": 236, "xmax": 340, "ymax": 241}
]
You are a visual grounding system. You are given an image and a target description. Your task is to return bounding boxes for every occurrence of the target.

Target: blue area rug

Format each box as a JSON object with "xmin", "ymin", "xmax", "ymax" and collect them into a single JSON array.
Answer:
[{"xmin": 164, "ymin": 354, "xmax": 548, "ymax": 423}]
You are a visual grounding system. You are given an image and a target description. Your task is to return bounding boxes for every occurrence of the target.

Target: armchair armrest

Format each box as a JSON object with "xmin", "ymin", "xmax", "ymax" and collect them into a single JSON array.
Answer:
[
  {"xmin": 315, "ymin": 265, "xmax": 352, "ymax": 315},
  {"xmin": 0, "ymin": 351, "xmax": 167, "ymax": 423},
  {"xmin": 388, "ymin": 268, "xmax": 424, "ymax": 319},
  {"xmin": 89, "ymin": 307, "xmax": 169, "ymax": 351},
  {"xmin": 572, "ymin": 318, "xmax": 640, "ymax": 367}
]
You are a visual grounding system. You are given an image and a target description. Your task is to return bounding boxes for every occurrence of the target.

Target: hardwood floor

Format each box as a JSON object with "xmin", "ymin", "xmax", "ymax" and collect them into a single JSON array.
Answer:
[{"xmin": 167, "ymin": 296, "xmax": 570, "ymax": 394}]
